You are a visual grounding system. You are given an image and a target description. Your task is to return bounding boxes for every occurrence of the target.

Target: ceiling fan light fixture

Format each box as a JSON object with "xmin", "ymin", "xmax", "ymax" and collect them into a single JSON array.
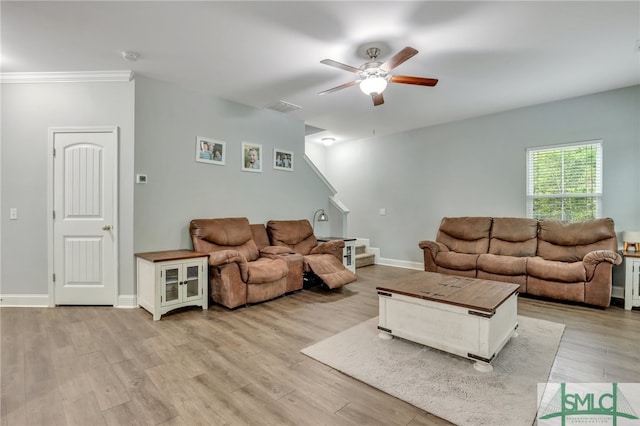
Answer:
[{"xmin": 359, "ymin": 76, "xmax": 388, "ymax": 95}]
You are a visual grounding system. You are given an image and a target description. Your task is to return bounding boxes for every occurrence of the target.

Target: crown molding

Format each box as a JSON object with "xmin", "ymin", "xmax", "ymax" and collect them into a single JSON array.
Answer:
[{"xmin": 0, "ymin": 70, "xmax": 135, "ymax": 84}]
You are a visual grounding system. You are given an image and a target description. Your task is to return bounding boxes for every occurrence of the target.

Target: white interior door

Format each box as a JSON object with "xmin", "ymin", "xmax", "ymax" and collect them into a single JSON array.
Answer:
[{"xmin": 51, "ymin": 128, "xmax": 118, "ymax": 305}]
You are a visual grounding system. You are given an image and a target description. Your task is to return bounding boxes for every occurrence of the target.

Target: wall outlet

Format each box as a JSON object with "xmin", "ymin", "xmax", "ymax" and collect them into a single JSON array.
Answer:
[
  {"xmin": 136, "ymin": 174, "xmax": 148, "ymax": 184},
  {"xmin": 379, "ymin": 208, "xmax": 386, "ymax": 216}
]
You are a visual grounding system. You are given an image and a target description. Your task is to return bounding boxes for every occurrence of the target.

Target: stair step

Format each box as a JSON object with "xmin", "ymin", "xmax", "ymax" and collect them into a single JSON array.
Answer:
[
  {"xmin": 355, "ymin": 244, "xmax": 368, "ymax": 255},
  {"xmin": 356, "ymin": 252, "xmax": 375, "ymax": 268}
]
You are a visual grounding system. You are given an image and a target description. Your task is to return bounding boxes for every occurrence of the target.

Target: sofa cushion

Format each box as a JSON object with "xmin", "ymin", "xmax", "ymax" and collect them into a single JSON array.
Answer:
[
  {"xmin": 526, "ymin": 256, "xmax": 586, "ymax": 283},
  {"xmin": 190, "ymin": 217, "xmax": 260, "ymax": 261},
  {"xmin": 537, "ymin": 218, "xmax": 617, "ymax": 262},
  {"xmin": 435, "ymin": 251, "xmax": 479, "ymax": 271},
  {"xmin": 477, "ymin": 253, "xmax": 527, "ymax": 276},
  {"xmin": 246, "ymin": 258, "xmax": 288, "ymax": 284},
  {"xmin": 527, "ymin": 277, "xmax": 584, "ymax": 303},
  {"xmin": 250, "ymin": 223, "xmax": 271, "ymax": 250},
  {"xmin": 436, "ymin": 217, "xmax": 492, "ymax": 254},
  {"xmin": 267, "ymin": 220, "xmax": 317, "ymax": 255},
  {"xmin": 489, "ymin": 217, "xmax": 538, "ymax": 257},
  {"xmin": 476, "ymin": 271, "xmax": 526, "ymax": 292}
]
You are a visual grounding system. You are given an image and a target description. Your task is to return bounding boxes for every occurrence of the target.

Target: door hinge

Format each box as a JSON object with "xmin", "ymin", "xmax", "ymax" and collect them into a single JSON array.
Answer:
[
  {"xmin": 53, "ymin": 147, "xmax": 56, "ymax": 157},
  {"xmin": 52, "ymin": 210, "xmax": 56, "ymax": 220},
  {"xmin": 52, "ymin": 273, "xmax": 56, "ymax": 282}
]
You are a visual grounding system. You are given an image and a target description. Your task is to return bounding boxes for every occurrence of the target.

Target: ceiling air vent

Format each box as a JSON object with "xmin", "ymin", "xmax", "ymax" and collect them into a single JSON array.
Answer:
[{"xmin": 265, "ymin": 100, "xmax": 302, "ymax": 113}]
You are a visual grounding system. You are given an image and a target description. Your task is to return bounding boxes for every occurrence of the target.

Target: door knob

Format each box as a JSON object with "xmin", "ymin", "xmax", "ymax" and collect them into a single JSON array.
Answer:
[{"xmin": 102, "ymin": 225, "xmax": 112, "ymax": 231}]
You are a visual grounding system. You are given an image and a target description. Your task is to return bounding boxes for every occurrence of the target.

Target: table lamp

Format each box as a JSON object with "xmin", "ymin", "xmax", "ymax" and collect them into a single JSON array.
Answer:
[
  {"xmin": 313, "ymin": 208, "xmax": 328, "ymax": 231},
  {"xmin": 622, "ymin": 230, "xmax": 640, "ymax": 252}
]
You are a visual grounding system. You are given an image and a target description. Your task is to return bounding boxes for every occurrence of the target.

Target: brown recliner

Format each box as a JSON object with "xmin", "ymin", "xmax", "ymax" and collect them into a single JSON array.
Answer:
[
  {"xmin": 266, "ymin": 219, "xmax": 357, "ymax": 289},
  {"xmin": 190, "ymin": 217, "xmax": 289, "ymax": 309}
]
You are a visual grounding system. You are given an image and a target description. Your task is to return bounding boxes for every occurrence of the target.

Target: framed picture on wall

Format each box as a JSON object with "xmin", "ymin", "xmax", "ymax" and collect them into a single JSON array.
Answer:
[
  {"xmin": 195, "ymin": 136, "xmax": 226, "ymax": 165},
  {"xmin": 273, "ymin": 148, "xmax": 294, "ymax": 172},
  {"xmin": 241, "ymin": 142, "xmax": 262, "ymax": 172}
]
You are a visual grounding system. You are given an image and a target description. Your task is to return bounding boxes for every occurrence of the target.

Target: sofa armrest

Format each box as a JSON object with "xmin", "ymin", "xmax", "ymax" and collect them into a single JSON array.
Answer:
[
  {"xmin": 208, "ymin": 250, "xmax": 249, "ymax": 282},
  {"xmin": 583, "ymin": 249, "xmax": 622, "ymax": 280},
  {"xmin": 418, "ymin": 240, "xmax": 448, "ymax": 272},
  {"xmin": 311, "ymin": 239, "xmax": 345, "ymax": 262},
  {"xmin": 418, "ymin": 240, "xmax": 447, "ymax": 253}
]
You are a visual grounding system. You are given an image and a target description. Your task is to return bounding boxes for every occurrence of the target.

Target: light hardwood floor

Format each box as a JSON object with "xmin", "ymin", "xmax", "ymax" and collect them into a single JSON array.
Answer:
[{"xmin": 2, "ymin": 265, "xmax": 639, "ymax": 425}]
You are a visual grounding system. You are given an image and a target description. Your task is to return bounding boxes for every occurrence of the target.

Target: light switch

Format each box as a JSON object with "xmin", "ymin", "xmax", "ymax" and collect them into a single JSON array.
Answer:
[{"xmin": 9, "ymin": 208, "xmax": 17, "ymax": 220}]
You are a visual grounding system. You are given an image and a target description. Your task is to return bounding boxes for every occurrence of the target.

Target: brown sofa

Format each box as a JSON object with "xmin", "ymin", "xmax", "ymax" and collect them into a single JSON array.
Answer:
[
  {"xmin": 419, "ymin": 217, "xmax": 622, "ymax": 307},
  {"xmin": 267, "ymin": 219, "xmax": 357, "ymax": 289}
]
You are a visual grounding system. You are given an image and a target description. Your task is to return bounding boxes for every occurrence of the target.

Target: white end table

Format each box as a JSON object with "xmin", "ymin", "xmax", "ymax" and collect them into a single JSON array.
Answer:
[{"xmin": 623, "ymin": 251, "xmax": 640, "ymax": 310}]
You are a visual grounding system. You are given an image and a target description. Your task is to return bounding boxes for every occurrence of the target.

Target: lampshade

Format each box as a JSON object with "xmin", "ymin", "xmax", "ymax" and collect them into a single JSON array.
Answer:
[
  {"xmin": 312, "ymin": 208, "xmax": 328, "ymax": 231},
  {"xmin": 622, "ymin": 230, "xmax": 640, "ymax": 251},
  {"xmin": 360, "ymin": 76, "xmax": 388, "ymax": 95}
]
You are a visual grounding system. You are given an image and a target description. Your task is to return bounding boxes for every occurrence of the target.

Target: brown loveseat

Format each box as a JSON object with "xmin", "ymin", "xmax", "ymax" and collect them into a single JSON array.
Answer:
[
  {"xmin": 419, "ymin": 217, "xmax": 622, "ymax": 308},
  {"xmin": 190, "ymin": 217, "xmax": 357, "ymax": 309}
]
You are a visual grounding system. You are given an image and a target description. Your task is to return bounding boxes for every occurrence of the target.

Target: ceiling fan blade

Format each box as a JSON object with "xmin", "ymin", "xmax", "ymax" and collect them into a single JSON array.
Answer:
[
  {"xmin": 372, "ymin": 92, "xmax": 384, "ymax": 106},
  {"xmin": 318, "ymin": 80, "xmax": 359, "ymax": 95},
  {"xmin": 390, "ymin": 75, "xmax": 439, "ymax": 87},
  {"xmin": 380, "ymin": 46, "xmax": 418, "ymax": 72},
  {"xmin": 320, "ymin": 59, "xmax": 360, "ymax": 73}
]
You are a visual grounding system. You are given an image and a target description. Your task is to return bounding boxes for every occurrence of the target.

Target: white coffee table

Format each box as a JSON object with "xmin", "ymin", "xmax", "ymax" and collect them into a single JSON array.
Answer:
[{"xmin": 377, "ymin": 271, "xmax": 519, "ymax": 372}]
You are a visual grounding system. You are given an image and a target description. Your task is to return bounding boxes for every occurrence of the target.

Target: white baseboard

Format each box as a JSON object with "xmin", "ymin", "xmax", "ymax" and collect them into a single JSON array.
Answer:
[
  {"xmin": 0, "ymin": 294, "xmax": 138, "ymax": 308},
  {"xmin": 117, "ymin": 295, "xmax": 137, "ymax": 308},
  {"xmin": 0, "ymin": 294, "xmax": 49, "ymax": 307},
  {"xmin": 376, "ymin": 257, "xmax": 423, "ymax": 270}
]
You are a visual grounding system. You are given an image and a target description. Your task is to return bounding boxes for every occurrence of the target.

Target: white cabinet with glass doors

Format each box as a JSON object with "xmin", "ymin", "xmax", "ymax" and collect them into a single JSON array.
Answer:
[{"xmin": 136, "ymin": 250, "xmax": 208, "ymax": 320}]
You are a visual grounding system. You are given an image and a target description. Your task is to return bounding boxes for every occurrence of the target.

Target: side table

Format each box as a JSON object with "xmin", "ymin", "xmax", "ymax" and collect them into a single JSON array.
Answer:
[
  {"xmin": 136, "ymin": 249, "xmax": 208, "ymax": 320},
  {"xmin": 317, "ymin": 237, "xmax": 356, "ymax": 273},
  {"xmin": 623, "ymin": 251, "xmax": 640, "ymax": 310}
]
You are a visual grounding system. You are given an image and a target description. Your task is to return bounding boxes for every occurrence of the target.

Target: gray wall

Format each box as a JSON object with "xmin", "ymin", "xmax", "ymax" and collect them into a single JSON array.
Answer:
[
  {"xmin": 325, "ymin": 85, "xmax": 640, "ymax": 265},
  {"xmin": 0, "ymin": 76, "xmax": 336, "ymax": 301},
  {"xmin": 0, "ymin": 81, "xmax": 136, "ymax": 298},
  {"xmin": 134, "ymin": 76, "xmax": 335, "ymax": 253}
]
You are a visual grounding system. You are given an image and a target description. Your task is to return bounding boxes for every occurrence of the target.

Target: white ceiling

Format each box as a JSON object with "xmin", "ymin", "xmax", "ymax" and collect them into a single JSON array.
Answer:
[{"xmin": 2, "ymin": 1, "xmax": 639, "ymax": 144}]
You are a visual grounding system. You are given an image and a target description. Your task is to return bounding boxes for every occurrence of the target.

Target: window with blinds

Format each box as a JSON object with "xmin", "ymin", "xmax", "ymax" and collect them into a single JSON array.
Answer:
[{"xmin": 526, "ymin": 140, "xmax": 602, "ymax": 221}]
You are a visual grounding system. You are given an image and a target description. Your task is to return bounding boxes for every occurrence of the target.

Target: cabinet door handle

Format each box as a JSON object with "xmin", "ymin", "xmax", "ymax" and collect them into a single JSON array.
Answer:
[{"xmin": 102, "ymin": 225, "xmax": 112, "ymax": 231}]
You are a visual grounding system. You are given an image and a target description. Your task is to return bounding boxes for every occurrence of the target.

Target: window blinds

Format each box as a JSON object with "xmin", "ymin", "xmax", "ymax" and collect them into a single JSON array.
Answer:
[{"xmin": 526, "ymin": 140, "xmax": 602, "ymax": 221}]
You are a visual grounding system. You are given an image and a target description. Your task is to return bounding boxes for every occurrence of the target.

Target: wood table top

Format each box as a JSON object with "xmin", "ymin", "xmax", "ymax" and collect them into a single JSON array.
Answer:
[
  {"xmin": 376, "ymin": 271, "xmax": 519, "ymax": 313},
  {"xmin": 135, "ymin": 249, "xmax": 208, "ymax": 263}
]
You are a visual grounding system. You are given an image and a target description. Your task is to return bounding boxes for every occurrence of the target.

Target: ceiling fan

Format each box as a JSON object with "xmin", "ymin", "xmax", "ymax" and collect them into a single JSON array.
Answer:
[{"xmin": 318, "ymin": 46, "xmax": 438, "ymax": 106}]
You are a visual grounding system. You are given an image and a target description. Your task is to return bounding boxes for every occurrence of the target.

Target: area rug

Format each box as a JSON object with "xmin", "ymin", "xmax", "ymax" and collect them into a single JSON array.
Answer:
[{"xmin": 301, "ymin": 315, "xmax": 564, "ymax": 426}]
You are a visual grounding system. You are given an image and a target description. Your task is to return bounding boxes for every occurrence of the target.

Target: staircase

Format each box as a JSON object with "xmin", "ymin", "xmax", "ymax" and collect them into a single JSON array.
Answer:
[{"xmin": 355, "ymin": 243, "xmax": 375, "ymax": 268}]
